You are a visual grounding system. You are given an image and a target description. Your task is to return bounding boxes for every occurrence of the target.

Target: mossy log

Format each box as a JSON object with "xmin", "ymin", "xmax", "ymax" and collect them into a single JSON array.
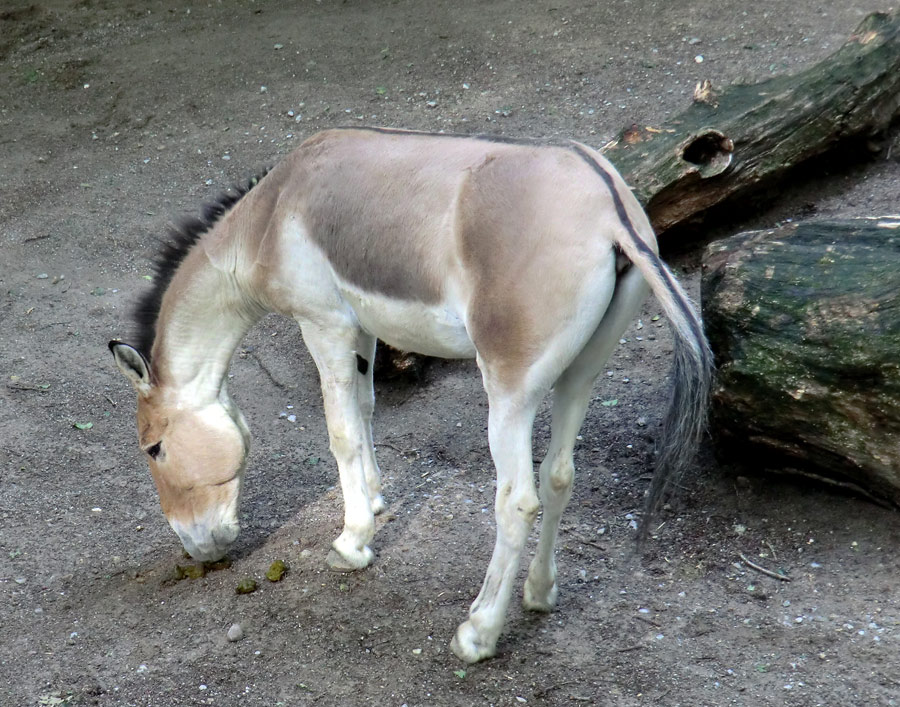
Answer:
[
  {"xmin": 702, "ymin": 217, "xmax": 900, "ymax": 504},
  {"xmin": 605, "ymin": 11, "xmax": 900, "ymax": 233}
]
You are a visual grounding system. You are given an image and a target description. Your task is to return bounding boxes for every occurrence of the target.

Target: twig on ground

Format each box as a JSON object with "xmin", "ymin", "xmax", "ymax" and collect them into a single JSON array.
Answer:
[
  {"xmin": 247, "ymin": 351, "xmax": 291, "ymax": 390},
  {"xmin": 635, "ymin": 614, "xmax": 662, "ymax": 628},
  {"xmin": 574, "ymin": 535, "xmax": 606, "ymax": 552},
  {"xmin": 739, "ymin": 552, "xmax": 791, "ymax": 582},
  {"xmin": 6, "ymin": 383, "xmax": 49, "ymax": 393},
  {"xmin": 376, "ymin": 441, "xmax": 419, "ymax": 457},
  {"xmin": 617, "ymin": 643, "xmax": 643, "ymax": 653}
]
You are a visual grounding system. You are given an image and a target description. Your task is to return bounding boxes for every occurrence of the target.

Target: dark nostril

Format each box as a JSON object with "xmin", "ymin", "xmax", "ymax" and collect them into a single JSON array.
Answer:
[{"xmin": 146, "ymin": 442, "xmax": 162, "ymax": 459}]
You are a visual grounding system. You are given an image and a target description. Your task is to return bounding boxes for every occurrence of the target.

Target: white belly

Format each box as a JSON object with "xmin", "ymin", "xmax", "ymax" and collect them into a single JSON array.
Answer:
[{"xmin": 340, "ymin": 285, "xmax": 476, "ymax": 359}]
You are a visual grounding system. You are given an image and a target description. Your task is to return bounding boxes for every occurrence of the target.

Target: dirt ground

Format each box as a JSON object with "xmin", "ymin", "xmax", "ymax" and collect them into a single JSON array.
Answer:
[{"xmin": 2, "ymin": 1, "xmax": 900, "ymax": 705}]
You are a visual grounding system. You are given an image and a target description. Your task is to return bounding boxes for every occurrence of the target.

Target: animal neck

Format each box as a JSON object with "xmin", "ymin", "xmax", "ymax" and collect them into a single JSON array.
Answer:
[{"xmin": 150, "ymin": 239, "xmax": 263, "ymax": 405}]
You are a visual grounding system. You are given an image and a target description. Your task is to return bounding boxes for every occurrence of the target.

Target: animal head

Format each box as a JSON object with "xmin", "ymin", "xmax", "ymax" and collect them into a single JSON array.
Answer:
[{"xmin": 109, "ymin": 341, "xmax": 250, "ymax": 561}]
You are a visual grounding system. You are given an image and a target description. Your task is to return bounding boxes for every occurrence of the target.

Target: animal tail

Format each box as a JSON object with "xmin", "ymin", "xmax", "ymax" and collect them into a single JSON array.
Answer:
[
  {"xmin": 569, "ymin": 143, "xmax": 715, "ymax": 543},
  {"xmin": 624, "ymin": 241, "xmax": 714, "ymax": 544}
]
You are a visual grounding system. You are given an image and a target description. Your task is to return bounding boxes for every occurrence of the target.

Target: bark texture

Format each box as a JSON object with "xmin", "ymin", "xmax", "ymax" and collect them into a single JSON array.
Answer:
[
  {"xmin": 605, "ymin": 11, "xmax": 900, "ymax": 233},
  {"xmin": 702, "ymin": 217, "xmax": 900, "ymax": 504}
]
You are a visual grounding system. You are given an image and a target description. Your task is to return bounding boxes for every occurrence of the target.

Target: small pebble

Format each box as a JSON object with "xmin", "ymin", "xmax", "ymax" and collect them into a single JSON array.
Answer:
[{"xmin": 227, "ymin": 623, "xmax": 244, "ymax": 642}]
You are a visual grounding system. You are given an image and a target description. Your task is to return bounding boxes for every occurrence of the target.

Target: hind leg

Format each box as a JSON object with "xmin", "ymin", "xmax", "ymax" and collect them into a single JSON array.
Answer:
[
  {"xmin": 524, "ymin": 268, "xmax": 649, "ymax": 611},
  {"xmin": 450, "ymin": 386, "xmax": 542, "ymax": 663},
  {"xmin": 522, "ymin": 375, "xmax": 592, "ymax": 612}
]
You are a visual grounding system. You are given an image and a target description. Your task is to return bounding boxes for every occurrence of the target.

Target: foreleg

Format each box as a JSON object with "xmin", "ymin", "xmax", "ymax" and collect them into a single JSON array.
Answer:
[{"xmin": 301, "ymin": 322, "xmax": 377, "ymax": 571}]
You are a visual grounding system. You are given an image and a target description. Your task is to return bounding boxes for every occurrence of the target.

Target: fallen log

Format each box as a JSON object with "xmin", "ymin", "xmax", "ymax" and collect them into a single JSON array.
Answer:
[
  {"xmin": 604, "ymin": 11, "xmax": 900, "ymax": 233},
  {"xmin": 702, "ymin": 217, "xmax": 900, "ymax": 505},
  {"xmin": 379, "ymin": 12, "xmax": 900, "ymax": 378}
]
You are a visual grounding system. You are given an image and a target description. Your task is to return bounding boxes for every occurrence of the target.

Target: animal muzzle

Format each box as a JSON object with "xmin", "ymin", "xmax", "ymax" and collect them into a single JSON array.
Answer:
[{"xmin": 168, "ymin": 516, "xmax": 240, "ymax": 562}]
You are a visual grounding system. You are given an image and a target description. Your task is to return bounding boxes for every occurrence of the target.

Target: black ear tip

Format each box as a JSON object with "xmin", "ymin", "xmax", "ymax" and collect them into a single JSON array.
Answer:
[{"xmin": 108, "ymin": 340, "xmax": 122, "ymax": 353}]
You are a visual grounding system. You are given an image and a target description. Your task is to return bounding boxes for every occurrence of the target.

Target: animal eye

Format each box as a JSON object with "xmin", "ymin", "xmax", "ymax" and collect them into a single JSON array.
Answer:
[{"xmin": 146, "ymin": 442, "xmax": 162, "ymax": 459}]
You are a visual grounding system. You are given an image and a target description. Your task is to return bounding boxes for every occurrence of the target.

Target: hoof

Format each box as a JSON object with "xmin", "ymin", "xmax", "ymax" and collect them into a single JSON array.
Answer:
[
  {"xmin": 326, "ymin": 544, "xmax": 374, "ymax": 572},
  {"xmin": 522, "ymin": 578, "xmax": 558, "ymax": 613},
  {"xmin": 450, "ymin": 620, "xmax": 496, "ymax": 664}
]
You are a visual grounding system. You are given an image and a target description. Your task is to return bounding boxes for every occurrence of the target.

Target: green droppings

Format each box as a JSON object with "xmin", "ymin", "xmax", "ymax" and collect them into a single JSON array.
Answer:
[
  {"xmin": 175, "ymin": 564, "xmax": 206, "ymax": 580},
  {"xmin": 235, "ymin": 578, "xmax": 258, "ymax": 594},
  {"xmin": 266, "ymin": 559, "xmax": 287, "ymax": 582},
  {"xmin": 203, "ymin": 558, "xmax": 232, "ymax": 572}
]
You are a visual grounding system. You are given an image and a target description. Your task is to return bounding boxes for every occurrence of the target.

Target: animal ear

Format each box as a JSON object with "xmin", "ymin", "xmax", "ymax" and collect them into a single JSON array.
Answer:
[{"xmin": 109, "ymin": 341, "xmax": 153, "ymax": 396}]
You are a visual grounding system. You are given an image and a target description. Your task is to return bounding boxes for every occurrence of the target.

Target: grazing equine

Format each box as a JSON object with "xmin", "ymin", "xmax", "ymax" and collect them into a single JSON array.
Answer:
[{"xmin": 110, "ymin": 127, "xmax": 712, "ymax": 663}]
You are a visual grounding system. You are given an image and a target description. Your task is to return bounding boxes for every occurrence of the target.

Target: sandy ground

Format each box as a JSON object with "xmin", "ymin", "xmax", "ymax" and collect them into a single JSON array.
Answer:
[{"xmin": 2, "ymin": 1, "xmax": 900, "ymax": 705}]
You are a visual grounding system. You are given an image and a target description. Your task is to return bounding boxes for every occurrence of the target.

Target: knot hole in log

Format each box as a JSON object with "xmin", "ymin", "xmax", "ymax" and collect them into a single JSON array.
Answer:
[{"xmin": 681, "ymin": 130, "xmax": 734, "ymax": 178}]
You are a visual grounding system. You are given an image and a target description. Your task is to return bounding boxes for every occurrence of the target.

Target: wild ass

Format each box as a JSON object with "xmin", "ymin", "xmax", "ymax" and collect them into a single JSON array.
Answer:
[{"xmin": 110, "ymin": 127, "xmax": 712, "ymax": 663}]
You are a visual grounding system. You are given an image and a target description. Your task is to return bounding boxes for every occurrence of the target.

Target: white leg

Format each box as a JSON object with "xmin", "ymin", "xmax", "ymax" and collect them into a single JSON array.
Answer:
[
  {"xmin": 450, "ymin": 392, "xmax": 541, "ymax": 663},
  {"xmin": 524, "ymin": 268, "xmax": 650, "ymax": 610},
  {"xmin": 355, "ymin": 332, "xmax": 385, "ymax": 514},
  {"xmin": 522, "ymin": 374, "xmax": 592, "ymax": 611},
  {"xmin": 300, "ymin": 322, "xmax": 376, "ymax": 571}
]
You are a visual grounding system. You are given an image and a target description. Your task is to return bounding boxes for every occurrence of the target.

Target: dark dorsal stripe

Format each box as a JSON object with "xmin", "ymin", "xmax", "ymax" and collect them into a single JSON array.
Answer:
[
  {"xmin": 336, "ymin": 125, "xmax": 566, "ymax": 148},
  {"xmin": 134, "ymin": 172, "xmax": 268, "ymax": 360},
  {"xmin": 566, "ymin": 142, "xmax": 708, "ymax": 357}
]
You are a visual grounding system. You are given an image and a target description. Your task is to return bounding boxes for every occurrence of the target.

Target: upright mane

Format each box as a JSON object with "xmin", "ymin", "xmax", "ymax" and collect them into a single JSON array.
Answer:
[{"xmin": 133, "ymin": 172, "xmax": 268, "ymax": 360}]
